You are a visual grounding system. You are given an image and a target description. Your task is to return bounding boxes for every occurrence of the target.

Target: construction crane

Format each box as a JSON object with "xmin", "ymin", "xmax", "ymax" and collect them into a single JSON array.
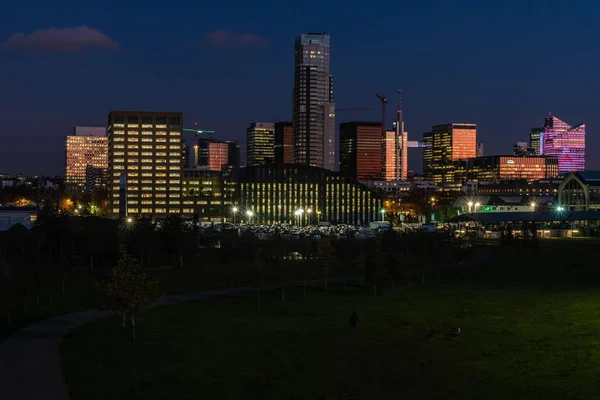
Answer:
[
  {"xmin": 183, "ymin": 122, "xmax": 214, "ymax": 139},
  {"xmin": 375, "ymin": 93, "xmax": 387, "ymax": 135}
]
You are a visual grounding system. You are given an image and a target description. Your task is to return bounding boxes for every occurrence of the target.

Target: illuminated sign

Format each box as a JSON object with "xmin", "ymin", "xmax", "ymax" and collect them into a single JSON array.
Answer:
[{"xmin": 507, "ymin": 159, "xmax": 515, "ymax": 164}]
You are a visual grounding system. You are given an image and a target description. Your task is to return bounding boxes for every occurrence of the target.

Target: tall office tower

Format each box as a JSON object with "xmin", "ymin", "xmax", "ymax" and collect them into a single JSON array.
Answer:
[
  {"xmin": 274, "ymin": 121, "xmax": 294, "ymax": 164},
  {"xmin": 339, "ymin": 121, "xmax": 382, "ymax": 181},
  {"xmin": 393, "ymin": 92, "xmax": 408, "ymax": 180},
  {"xmin": 293, "ymin": 33, "xmax": 335, "ymax": 170},
  {"xmin": 541, "ymin": 115, "xmax": 585, "ymax": 173},
  {"xmin": 477, "ymin": 142, "xmax": 485, "ymax": 157},
  {"xmin": 225, "ymin": 140, "xmax": 242, "ymax": 168},
  {"xmin": 530, "ymin": 127, "xmax": 543, "ymax": 155},
  {"xmin": 246, "ymin": 122, "xmax": 275, "ymax": 166},
  {"xmin": 383, "ymin": 130, "xmax": 397, "ymax": 180},
  {"xmin": 65, "ymin": 126, "xmax": 108, "ymax": 193},
  {"xmin": 422, "ymin": 123, "xmax": 477, "ymax": 182},
  {"xmin": 196, "ymin": 138, "xmax": 230, "ymax": 171},
  {"xmin": 107, "ymin": 111, "xmax": 183, "ymax": 218}
]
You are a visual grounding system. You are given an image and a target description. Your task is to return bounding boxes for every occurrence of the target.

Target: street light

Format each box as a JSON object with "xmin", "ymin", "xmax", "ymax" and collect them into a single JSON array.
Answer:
[
  {"xmin": 467, "ymin": 201, "xmax": 473, "ymax": 213},
  {"xmin": 126, "ymin": 217, "xmax": 133, "ymax": 224},
  {"xmin": 246, "ymin": 210, "xmax": 254, "ymax": 224},
  {"xmin": 295, "ymin": 208, "xmax": 304, "ymax": 227},
  {"xmin": 475, "ymin": 202, "xmax": 481, "ymax": 212},
  {"xmin": 380, "ymin": 208, "xmax": 386, "ymax": 221},
  {"xmin": 307, "ymin": 208, "xmax": 312, "ymax": 225},
  {"xmin": 530, "ymin": 201, "xmax": 536, "ymax": 209},
  {"xmin": 232, "ymin": 207, "xmax": 238, "ymax": 224}
]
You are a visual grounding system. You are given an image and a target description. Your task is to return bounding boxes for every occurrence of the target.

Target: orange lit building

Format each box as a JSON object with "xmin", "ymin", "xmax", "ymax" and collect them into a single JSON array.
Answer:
[
  {"xmin": 65, "ymin": 126, "xmax": 108, "ymax": 193},
  {"xmin": 339, "ymin": 121, "xmax": 382, "ymax": 181},
  {"xmin": 423, "ymin": 123, "xmax": 476, "ymax": 182},
  {"xmin": 454, "ymin": 155, "xmax": 559, "ymax": 182}
]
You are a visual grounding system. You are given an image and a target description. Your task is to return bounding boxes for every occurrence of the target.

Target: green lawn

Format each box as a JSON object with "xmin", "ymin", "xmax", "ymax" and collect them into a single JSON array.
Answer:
[{"xmin": 61, "ymin": 240, "xmax": 600, "ymax": 399}]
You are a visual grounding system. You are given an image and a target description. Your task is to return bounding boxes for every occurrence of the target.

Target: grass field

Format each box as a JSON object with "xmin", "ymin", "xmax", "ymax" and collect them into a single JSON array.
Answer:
[{"xmin": 61, "ymin": 239, "xmax": 600, "ymax": 399}]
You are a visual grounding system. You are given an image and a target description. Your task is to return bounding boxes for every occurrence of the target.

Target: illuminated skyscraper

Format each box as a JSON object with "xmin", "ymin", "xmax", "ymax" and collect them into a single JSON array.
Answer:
[
  {"xmin": 422, "ymin": 123, "xmax": 477, "ymax": 182},
  {"xmin": 339, "ymin": 121, "xmax": 382, "ymax": 181},
  {"xmin": 541, "ymin": 115, "xmax": 585, "ymax": 173},
  {"xmin": 530, "ymin": 127, "xmax": 543, "ymax": 155},
  {"xmin": 246, "ymin": 122, "xmax": 275, "ymax": 166},
  {"xmin": 293, "ymin": 33, "xmax": 335, "ymax": 170},
  {"xmin": 107, "ymin": 111, "xmax": 183, "ymax": 218},
  {"xmin": 383, "ymin": 130, "xmax": 397, "ymax": 180},
  {"xmin": 65, "ymin": 126, "xmax": 108, "ymax": 193}
]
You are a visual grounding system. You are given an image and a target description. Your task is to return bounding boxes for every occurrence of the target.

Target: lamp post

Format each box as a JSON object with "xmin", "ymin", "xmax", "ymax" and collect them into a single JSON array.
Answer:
[
  {"xmin": 317, "ymin": 211, "xmax": 322, "ymax": 225},
  {"xmin": 295, "ymin": 209, "xmax": 304, "ymax": 227},
  {"xmin": 468, "ymin": 201, "xmax": 473, "ymax": 213},
  {"xmin": 307, "ymin": 208, "xmax": 312, "ymax": 225},
  {"xmin": 246, "ymin": 210, "xmax": 253, "ymax": 224},
  {"xmin": 232, "ymin": 207, "xmax": 238, "ymax": 224},
  {"xmin": 380, "ymin": 208, "xmax": 386, "ymax": 221},
  {"xmin": 475, "ymin": 202, "xmax": 481, "ymax": 212}
]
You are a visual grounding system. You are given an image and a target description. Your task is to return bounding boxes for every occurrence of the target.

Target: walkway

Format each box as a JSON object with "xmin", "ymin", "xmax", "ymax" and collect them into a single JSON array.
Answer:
[{"xmin": 0, "ymin": 252, "xmax": 491, "ymax": 400}]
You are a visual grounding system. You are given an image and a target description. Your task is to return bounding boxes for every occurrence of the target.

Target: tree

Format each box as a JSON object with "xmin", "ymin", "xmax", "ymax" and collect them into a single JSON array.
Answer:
[{"xmin": 97, "ymin": 247, "xmax": 160, "ymax": 340}]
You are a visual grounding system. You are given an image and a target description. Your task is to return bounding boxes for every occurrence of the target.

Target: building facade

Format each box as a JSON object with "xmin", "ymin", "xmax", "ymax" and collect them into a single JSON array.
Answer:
[
  {"xmin": 530, "ymin": 127, "xmax": 542, "ymax": 155},
  {"xmin": 541, "ymin": 115, "xmax": 585, "ymax": 173},
  {"xmin": 225, "ymin": 140, "xmax": 242, "ymax": 169},
  {"xmin": 196, "ymin": 138, "xmax": 230, "ymax": 172},
  {"xmin": 339, "ymin": 121, "xmax": 382, "ymax": 181},
  {"xmin": 65, "ymin": 126, "xmax": 108, "ymax": 193},
  {"xmin": 180, "ymin": 169, "xmax": 237, "ymax": 220},
  {"xmin": 236, "ymin": 164, "xmax": 383, "ymax": 225},
  {"xmin": 84, "ymin": 165, "xmax": 108, "ymax": 194},
  {"xmin": 293, "ymin": 33, "xmax": 335, "ymax": 170},
  {"xmin": 454, "ymin": 155, "xmax": 559, "ymax": 182},
  {"xmin": 246, "ymin": 122, "xmax": 275, "ymax": 166},
  {"xmin": 422, "ymin": 123, "xmax": 477, "ymax": 183},
  {"xmin": 274, "ymin": 121, "xmax": 293, "ymax": 164},
  {"xmin": 558, "ymin": 172, "xmax": 600, "ymax": 211},
  {"xmin": 107, "ymin": 111, "xmax": 183, "ymax": 218}
]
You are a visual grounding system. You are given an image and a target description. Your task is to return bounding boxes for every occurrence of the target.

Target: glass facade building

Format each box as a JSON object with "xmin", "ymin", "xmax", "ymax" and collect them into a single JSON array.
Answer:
[
  {"xmin": 65, "ymin": 127, "xmax": 108, "ymax": 193},
  {"xmin": 196, "ymin": 138, "xmax": 230, "ymax": 172},
  {"xmin": 339, "ymin": 121, "xmax": 382, "ymax": 181},
  {"xmin": 236, "ymin": 164, "xmax": 383, "ymax": 225},
  {"xmin": 541, "ymin": 115, "xmax": 585, "ymax": 173},
  {"xmin": 454, "ymin": 155, "xmax": 559, "ymax": 182},
  {"xmin": 274, "ymin": 121, "xmax": 294, "ymax": 164},
  {"xmin": 293, "ymin": 33, "xmax": 335, "ymax": 170},
  {"xmin": 107, "ymin": 111, "xmax": 183, "ymax": 218},
  {"xmin": 422, "ymin": 123, "xmax": 477, "ymax": 182},
  {"xmin": 383, "ymin": 130, "xmax": 398, "ymax": 181},
  {"xmin": 246, "ymin": 122, "xmax": 275, "ymax": 166}
]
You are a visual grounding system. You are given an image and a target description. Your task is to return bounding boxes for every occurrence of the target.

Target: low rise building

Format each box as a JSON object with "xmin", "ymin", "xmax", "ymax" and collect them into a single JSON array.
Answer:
[{"xmin": 558, "ymin": 172, "xmax": 600, "ymax": 211}]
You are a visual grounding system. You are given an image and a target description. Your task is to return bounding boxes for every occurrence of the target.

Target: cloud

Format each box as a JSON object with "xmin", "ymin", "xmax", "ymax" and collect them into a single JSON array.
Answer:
[
  {"xmin": 204, "ymin": 29, "xmax": 268, "ymax": 48},
  {"xmin": 3, "ymin": 26, "xmax": 119, "ymax": 53}
]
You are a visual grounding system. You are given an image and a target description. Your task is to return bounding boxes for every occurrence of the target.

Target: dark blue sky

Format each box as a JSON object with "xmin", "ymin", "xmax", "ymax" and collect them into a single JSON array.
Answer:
[{"xmin": 1, "ymin": 0, "xmax": 598, "ymax": 175}]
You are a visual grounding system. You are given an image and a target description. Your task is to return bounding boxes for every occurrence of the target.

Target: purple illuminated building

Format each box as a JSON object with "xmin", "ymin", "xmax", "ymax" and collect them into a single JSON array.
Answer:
[{"xmin": 540, "ymin": 115, "xmax": 585, "ymax": 173}]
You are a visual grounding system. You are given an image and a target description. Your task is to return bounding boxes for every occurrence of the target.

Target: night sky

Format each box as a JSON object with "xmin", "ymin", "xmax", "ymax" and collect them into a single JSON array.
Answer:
[{"xmin": 1, "ymin": 0, "xmax": 598, "ymax": 176}]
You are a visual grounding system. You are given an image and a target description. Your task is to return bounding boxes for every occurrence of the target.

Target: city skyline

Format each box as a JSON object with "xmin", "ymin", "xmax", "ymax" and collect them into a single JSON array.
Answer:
[{"xmin": 2, "ymin": 1, "xmax": 599, "ymax": 175}]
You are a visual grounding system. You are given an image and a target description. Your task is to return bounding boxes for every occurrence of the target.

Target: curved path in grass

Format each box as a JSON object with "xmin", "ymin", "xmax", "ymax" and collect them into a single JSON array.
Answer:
[{"xmin": 0, "ymin": 252, "xmax": 490, "ymax": 400}]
